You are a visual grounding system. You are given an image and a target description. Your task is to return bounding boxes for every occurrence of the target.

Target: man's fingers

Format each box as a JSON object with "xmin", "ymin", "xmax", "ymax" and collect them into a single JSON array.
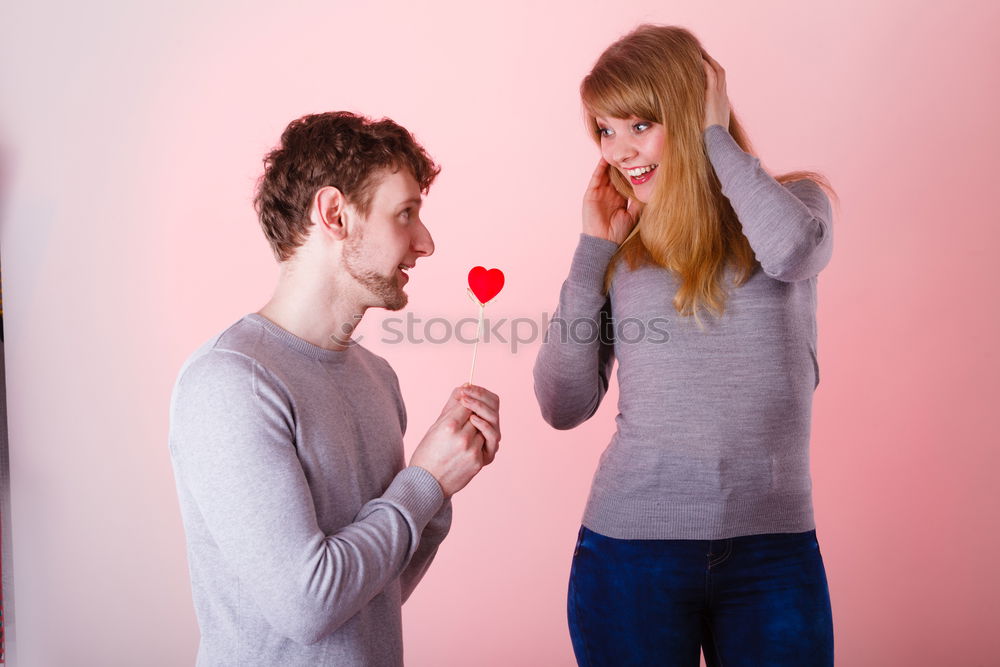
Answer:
[
  {"xmin": 439, "ymin": 385, "xmax": 470, "ymax": 418},
  {"xmin": 462, "ymin": 397, "xmax": 497, "ymax": 426},
  {"xmin": 461, "ymin": 388, "xmax": 499, "ymax": 423},
  {"xmin": 471, "ymin": 428, "xmax": 486, "ymax": 452},
  {"xmin": 464, "ymin": 384, "xmax": 499, "ymax": 408},
  {"xmin": 468, "ymin": 411, "xmax": 499, "ymax": 444},
  {"xmin": 470, "ymin": 414, "xmax": 500, "ymax": 463},
  {"xmin": 439, "ymin": 398, "xmax": 472, "ymax": 430},
  {"xmin": 438, "ymin": 385, "xmax": 501, "ymax": 462},
  {"xmin": 457, "ymin": 409, "xmax": 480, "ymax": 441},
  {"xmin": 458, "ymin": 385, "xmax": 501, "ymax": 464}
]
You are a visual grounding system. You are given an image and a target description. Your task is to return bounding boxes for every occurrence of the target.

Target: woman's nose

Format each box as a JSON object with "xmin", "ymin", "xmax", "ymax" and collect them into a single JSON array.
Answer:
[{"xmin": 611, "ymin": 138, "xmax": 637, "ymax": 166}]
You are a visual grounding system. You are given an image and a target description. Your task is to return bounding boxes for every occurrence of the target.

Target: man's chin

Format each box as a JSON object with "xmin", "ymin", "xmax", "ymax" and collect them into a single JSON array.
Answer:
[
  {"xmin": 381, "ymin": 289, "xmax": 408, "ymax": 312},
  {"xmin": 355, "ymin": 273, "xmax": 408, "ymax": 311},
  {"xmin": 383, "ymin": 298, "xmax": 407, "ymax": 312}
]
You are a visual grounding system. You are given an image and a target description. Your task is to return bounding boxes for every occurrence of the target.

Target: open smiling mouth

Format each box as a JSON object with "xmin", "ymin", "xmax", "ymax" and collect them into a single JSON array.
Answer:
[{"xmin": 625, "ymin": 164, "xmax": 658, "ymax": 185}]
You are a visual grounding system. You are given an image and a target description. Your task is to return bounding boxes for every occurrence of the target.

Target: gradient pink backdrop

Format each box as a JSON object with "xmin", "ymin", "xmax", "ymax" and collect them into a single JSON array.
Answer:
[{"xmin": 1, "ymin": 0, "xmax": 998, "ymax": 664}]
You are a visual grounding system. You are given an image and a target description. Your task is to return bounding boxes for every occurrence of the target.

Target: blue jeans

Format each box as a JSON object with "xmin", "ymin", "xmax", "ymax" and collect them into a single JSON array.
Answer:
[{"xmin": 567, "ymin": 525, "xmax": 834, "ymax": 666}]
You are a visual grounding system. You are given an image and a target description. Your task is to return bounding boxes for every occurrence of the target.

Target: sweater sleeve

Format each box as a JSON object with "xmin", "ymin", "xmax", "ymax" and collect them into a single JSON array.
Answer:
[
  {"xmin": 399, "ymin": 497, "xmax": 453, "ymax": 603},
  {"xmin": 533, "ymin": 233, "xmax": 619, "ymax": 430},
  {"xmin": 168, "ymin": 351, "xmax": 445, "ymax": 646},
  {"xmin": 704, "ymin": 123, "xmax": 833, "ymax": 282}
]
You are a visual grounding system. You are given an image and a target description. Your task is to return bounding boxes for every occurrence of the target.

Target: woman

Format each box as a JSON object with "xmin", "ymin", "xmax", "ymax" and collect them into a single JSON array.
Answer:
[{"xmin": 533, "ymin": 24, "xmax": 836, "ymax": 666}]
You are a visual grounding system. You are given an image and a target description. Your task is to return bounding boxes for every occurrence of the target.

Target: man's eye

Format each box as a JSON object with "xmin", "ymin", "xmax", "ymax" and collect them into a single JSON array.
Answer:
[{"xmin": 399, "ymin": 209, "xmax": 411, "ymax": 220}]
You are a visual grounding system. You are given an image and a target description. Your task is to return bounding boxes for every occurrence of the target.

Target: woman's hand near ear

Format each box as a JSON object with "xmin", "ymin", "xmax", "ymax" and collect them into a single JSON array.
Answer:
[{"xmin": 582, "ymin": 157, "xmax": 640, "ymax": 246}]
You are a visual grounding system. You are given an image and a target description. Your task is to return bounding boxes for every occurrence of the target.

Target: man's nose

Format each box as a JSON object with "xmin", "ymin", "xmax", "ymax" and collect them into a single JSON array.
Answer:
[{"xmin": 414, "ymin": 221, "xmax": 434, "ymax": 258}]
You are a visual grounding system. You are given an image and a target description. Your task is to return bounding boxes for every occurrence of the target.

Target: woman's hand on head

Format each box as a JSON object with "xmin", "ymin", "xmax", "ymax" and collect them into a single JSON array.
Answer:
[
  {"xmin": 582, "ymin": 157, "xmax": 639, "ymax": 246},
  {"xmin": 702, "ymin": 52, "xmax": 731, "ymax": 132}
]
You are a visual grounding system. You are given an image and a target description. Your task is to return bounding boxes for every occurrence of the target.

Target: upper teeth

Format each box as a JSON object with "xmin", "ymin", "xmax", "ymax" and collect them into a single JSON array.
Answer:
[{"xmin": 626, "ymin": 164, "xmax": 657, "ymax": 177}]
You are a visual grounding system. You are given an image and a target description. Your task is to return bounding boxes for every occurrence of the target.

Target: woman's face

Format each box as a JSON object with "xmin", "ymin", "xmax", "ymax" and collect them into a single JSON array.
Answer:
[{"xmin": 594, "ymin": 115, "xmax": 665, "ymax": 204}]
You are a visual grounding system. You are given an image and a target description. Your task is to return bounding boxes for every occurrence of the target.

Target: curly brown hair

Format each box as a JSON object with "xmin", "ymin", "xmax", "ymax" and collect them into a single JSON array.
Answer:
[{"xmin": 253, "ymin": 111, "xmax": 441, "ymax": 262}]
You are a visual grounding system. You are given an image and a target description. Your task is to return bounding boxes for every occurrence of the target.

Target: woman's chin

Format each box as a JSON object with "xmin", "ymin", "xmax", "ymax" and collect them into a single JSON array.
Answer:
[{"xmin": 629, "ymin": 179, "xmax": 655, "ymax": 205}]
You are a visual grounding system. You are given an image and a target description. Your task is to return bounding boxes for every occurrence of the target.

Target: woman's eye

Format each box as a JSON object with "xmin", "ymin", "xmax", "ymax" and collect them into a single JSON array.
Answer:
[
  {"xmin": 597, "ymin": 127, "xmax": 612, "ymax": 138},
  {"xmin": 634, "ymin": 122, "xmax": 650, "ymax": 132}
]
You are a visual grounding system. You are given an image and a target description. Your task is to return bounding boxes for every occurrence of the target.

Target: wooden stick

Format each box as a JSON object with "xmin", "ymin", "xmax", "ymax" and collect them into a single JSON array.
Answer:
[{"xmin": 468, "ymin": 302, "xmax": 485, "ymax": 385}]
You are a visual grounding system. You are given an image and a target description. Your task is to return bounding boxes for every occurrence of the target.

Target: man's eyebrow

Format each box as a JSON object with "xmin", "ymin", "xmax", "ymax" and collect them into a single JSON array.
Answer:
[{"xmin": 397, "ymin": 197, "xmax": 423, "ymax": 208}]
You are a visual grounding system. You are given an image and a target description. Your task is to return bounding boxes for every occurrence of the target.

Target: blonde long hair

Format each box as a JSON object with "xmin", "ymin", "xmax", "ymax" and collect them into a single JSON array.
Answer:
[{"xmin": 582, "ymin": 24, "xmax": 835, "ymax": 326}]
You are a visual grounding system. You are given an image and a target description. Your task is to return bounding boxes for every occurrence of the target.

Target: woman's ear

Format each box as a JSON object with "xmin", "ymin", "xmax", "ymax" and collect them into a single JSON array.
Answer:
[{"xmin": 310, "ymin": 186, "xmax": 348, "ymax": 240}]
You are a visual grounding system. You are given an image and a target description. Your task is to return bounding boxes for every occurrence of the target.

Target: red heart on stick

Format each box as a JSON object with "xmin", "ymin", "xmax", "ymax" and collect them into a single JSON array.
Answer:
[{"xmin": 468, "ymin": 266, "xmax": 505, "ymax": 304}]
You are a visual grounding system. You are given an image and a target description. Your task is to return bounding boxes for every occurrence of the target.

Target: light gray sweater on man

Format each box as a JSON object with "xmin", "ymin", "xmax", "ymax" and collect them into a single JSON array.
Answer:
[
  {"xmin": 169, "ymin": 313, "xmax": 452, "ymax": 665},
  {"xmin": 533, "ymin": 124, "xmax": 834, "ymax": 540}
]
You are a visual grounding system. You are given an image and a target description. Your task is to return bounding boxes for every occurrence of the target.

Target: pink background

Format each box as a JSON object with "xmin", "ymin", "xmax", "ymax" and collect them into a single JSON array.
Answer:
[{"xmin": 2, "ymin": 0, "xmax": 998, "ymax": 664}]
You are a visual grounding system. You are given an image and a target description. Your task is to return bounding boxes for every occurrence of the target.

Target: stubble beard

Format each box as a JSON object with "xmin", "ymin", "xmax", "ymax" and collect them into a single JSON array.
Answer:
[{"xmin": 342, "ymin": 235, "xmax": 408, "ymax": 311}]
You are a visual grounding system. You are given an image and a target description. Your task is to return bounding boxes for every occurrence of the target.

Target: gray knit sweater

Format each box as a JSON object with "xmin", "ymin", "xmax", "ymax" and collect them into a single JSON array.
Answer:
[
  {"xmin": 533, "ymin": 124, "xmax": 833, "ymax": 540},
  {"xmin": 169, "ymin": 313, "xmax": 452, "ymax": 665}
]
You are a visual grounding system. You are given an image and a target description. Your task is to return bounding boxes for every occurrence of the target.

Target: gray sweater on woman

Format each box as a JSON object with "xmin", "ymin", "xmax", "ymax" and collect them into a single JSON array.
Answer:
[
  {"xmin": 533, "ymin": 124, "xmax": 833, "ymax": 540},
  {"xmin": 169, "ymin": 313, "xmax": 452, "ymax": 665}
]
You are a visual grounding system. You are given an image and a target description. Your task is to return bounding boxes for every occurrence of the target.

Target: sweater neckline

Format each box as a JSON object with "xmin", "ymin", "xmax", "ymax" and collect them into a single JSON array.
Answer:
[{"xmin": 244, "ymin": 313, "xmax": 354, "ymax": 363}]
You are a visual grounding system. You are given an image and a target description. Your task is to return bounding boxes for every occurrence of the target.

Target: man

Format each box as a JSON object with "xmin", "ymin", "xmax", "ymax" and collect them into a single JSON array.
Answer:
[{"xmin": 168, "ymin": 111, "xmax": 501, "ymax": 665}]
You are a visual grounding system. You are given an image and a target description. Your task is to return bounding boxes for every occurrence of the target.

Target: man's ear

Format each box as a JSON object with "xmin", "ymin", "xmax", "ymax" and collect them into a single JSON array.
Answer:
[{"xmin": 310, "ymin": 186, "xmax": 348, "ymax": 241}]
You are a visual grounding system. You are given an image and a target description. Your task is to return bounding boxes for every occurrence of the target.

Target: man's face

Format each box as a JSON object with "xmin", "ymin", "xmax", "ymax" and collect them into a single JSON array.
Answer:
[{"xmin": 342, "ymin": 167, "xmax": 434, "ymax": 311}]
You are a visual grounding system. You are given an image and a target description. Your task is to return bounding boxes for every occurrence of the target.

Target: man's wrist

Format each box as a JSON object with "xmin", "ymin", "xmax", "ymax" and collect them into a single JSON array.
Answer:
[{"xmin": 408, "ymin": 464, "xmax": 447, "ymax": 500}]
